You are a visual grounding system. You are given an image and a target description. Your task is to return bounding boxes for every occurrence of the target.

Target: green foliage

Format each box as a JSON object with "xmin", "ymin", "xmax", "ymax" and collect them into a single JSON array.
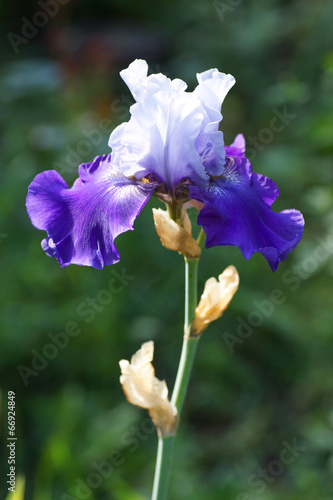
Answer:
[{"xmin": 1, "ymin": 0, "xmax": 333, "ymax": 499}]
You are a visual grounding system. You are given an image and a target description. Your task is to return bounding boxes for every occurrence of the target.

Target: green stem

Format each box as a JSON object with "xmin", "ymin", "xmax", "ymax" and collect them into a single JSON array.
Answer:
[
  {"xmin": 151, "ymin": 257, "xmax": 200, "ymax": 500},
  {"xmin": 151, "ymin": 437, "xmax": 174, "ymax": 500},
  {"xmin": 172, "ymin": 258, "xmax": 200, "ymax": 412}
]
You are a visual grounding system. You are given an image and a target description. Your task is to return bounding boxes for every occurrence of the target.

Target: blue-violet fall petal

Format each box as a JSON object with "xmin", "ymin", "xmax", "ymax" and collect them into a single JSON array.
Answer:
[
  {"xmin": 190, "ymin": 155, "xmax": 304, "ymax": 271},
  {"xmin": 26, "ymin": 154, "xmax": 155, "ymax": 269}
]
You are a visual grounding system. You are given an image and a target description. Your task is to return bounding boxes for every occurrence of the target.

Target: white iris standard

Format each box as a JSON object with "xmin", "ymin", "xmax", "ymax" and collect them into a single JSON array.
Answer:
[{"xmin": 109, "ymin": 59, "xmax": 235, "ymax": 192}]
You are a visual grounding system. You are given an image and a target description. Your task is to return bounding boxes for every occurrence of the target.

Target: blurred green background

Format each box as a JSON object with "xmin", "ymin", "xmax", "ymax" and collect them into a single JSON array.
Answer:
[{"xmin": 1, "ymin": 0, "xmax": 333, "ymax": 499}]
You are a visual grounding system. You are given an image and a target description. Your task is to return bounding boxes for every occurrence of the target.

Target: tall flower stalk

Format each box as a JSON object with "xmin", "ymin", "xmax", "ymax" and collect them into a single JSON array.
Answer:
[
  {"xmin": 119, "ymin": 215, "xmax": 239, "ymax": 498},
  {"xmin": 152, "ymin": 256, "xmax": 200, "ymax": 500}
]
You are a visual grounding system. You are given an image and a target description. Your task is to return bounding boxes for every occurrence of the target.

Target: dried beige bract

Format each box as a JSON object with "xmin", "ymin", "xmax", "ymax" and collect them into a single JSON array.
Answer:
[
  {"xmin": 191, "ymin": 265, "xmax": 239, "ymax": 336},
  {"xmin": 119, "ymin": 341, "xmax": 178, "ymax": 437},
  {"xmin": 152, "ymin": 208, "xmax": 201, "ymax": 259}
]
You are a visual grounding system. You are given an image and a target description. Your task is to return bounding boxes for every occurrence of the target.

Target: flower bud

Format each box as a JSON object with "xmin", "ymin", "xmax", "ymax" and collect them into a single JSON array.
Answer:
[
  {"xmin": 119, "ymin": 341, "xmax": 178, "ymax": 437},
  {"xmin": 152, "ymin": 207, "xmax": 201, "ymax": 259},
  {"xmin": 191, "ymin": 265, "xmax": 239, "ymax": 336}
]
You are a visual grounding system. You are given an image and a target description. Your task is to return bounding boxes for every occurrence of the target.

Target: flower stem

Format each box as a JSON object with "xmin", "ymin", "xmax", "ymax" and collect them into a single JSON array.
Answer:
[
  {"xmin": 172, "ymin": 258, "xmax": 200, "ymax": 411},
  {"xmin": 151, "ymin": 257, "xmax": 200, "ymax": 500},
  {"xmin": 151, "ymin": 436, "xmax": 175, "ymax": 500}
]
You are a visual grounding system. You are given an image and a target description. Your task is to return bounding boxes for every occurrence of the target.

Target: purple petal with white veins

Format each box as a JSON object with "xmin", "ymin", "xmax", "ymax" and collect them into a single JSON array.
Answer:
[
  {"xmin": 26, "ymin": 155, "xmax": 155, "ymax": 269},
  {"xmin": 190, "ymin": 154, "xmax": 304, "ymax": 271}
]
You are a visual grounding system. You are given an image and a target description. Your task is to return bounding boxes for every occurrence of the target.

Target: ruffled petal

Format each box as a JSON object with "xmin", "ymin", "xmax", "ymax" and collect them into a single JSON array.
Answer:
[
  {"xmin": 110, "ymin": 90, "xmax": 209, "ymax": 190},
  {"xmin": 193, "ymin": 69, "xmax": 235, "ymax": 176},
  {"xmin": 192, "ymin": 69, "xmax": 235, "ymax": 177},
  {"xmin": 109, "ymin": 61, "xmax": 237, "ymax": 189},
  {"xmin": 120, "ymin": 59, "xmax": 187, "ymax": 102},
  {"xmin": 190, "ymin": 156, "xmax": 304, "ymax": 271},
  {"xmin": 120, "ymin": 59, "xmax": 149, "ymax": 101},
  {"xmin": 26, "ymin": 155, "xmax": 155, "ymax": 269},
  {"xmin": 194, "ymin": 69, "xmax": 235, "ymax": 123}
]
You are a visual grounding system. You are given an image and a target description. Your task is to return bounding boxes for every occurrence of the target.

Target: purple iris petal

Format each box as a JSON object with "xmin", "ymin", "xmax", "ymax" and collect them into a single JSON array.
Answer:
[
  {"xmin": 224, "ymin": 133, "xmax": 246, "ymax": 158},
  {"xmin": 190, "ymin": 154, "xmax": 304, "ymax": 271},
  {"xmin": 26, "ymin": 155, "xmax": 155, "ymax": 269}
]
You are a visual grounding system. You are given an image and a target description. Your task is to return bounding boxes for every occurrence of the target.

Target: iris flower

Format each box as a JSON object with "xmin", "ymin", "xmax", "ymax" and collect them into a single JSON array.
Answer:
[{"xmin": 26, "ymin": 59, "xmax": 304, "ymax": 271}]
